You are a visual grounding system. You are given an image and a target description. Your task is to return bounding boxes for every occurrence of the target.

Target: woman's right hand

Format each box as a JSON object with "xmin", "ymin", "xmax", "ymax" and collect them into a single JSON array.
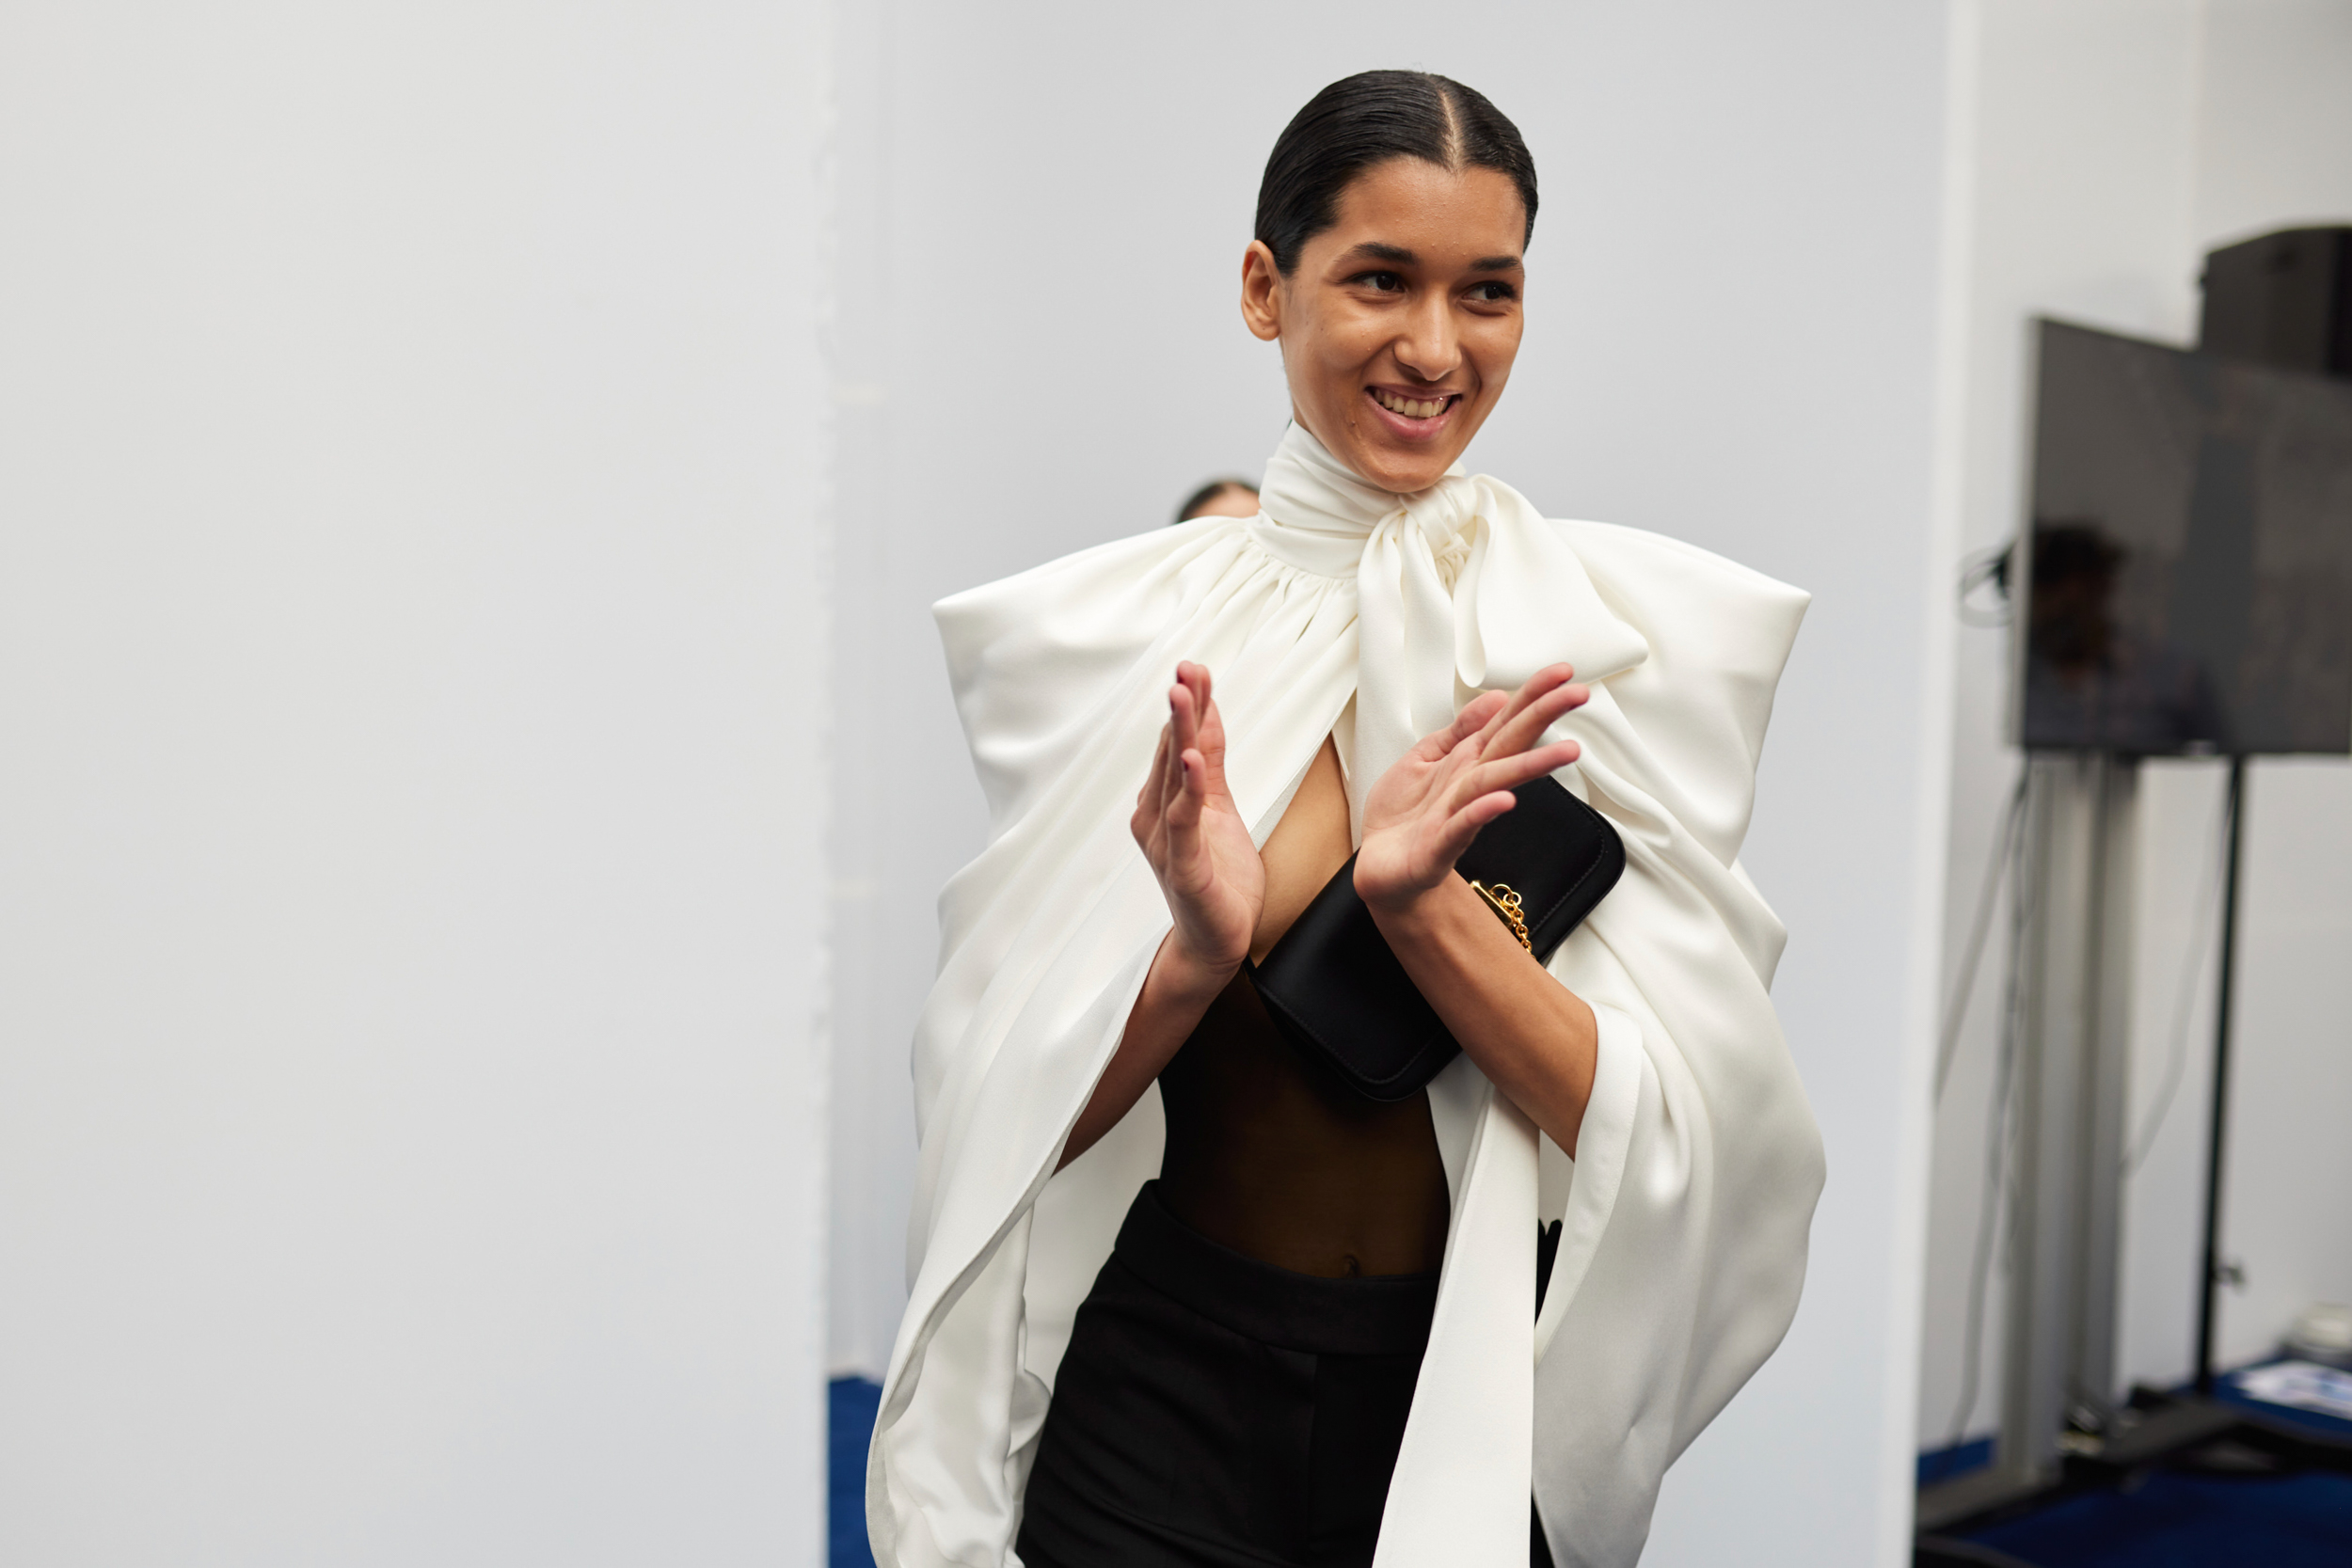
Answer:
[
  {"xmin": 1130, "ymin": 662, "xmax": 1263, "ymax": 977},
  {"xmin": 1063, "ymin": 664, "xmax": 1263, "ymax": 1170}
]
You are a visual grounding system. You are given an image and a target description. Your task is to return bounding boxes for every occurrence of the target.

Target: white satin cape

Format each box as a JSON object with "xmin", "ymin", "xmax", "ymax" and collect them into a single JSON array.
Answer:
[{"xmin": 867, "ymin": 423, "xmax": 1825, "ymax": 1568}]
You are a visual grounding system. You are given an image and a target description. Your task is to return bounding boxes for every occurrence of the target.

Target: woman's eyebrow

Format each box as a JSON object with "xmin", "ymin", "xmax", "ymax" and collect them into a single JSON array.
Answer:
[{"xmin": 1335, "ymin": 242, "xmax": 1522, "ymax": 273}]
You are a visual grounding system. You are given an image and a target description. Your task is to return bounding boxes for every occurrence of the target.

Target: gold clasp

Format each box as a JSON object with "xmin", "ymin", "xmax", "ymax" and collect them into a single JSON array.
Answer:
[{"xmin": 1470, "ymin": 880, "xmax": 1532, "ymax": 952}]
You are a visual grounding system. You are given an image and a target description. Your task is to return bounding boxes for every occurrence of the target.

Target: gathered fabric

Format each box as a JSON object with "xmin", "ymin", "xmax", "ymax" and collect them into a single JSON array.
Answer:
[{"xmin": 869, "ymin": 422, "xmax": 1825, "ymax": 1568}]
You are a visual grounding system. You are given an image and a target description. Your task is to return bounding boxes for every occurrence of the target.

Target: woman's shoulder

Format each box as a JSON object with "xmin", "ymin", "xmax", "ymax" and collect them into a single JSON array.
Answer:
[
  {"xmin": 932, "ymin": 518, "xmax": 1240, "ymax": 701},
  {"xmin": 933, "ymin": 517, "xmax": 1225, "ymax": 623},
  {"xmin": 1558, "ymin": 518, "xmax": 1808, "ymax": 615},
  {"xmin": 931, "ymin": 519, "xmax": 1260, "ymax": 828},
  {"xmin": 1553, "ymin": 517, "xmax": 1808, "ymax": 682},
  {"xmin": 1551, "ymin": 517, "xmax": 1807, "ymax": 858}
]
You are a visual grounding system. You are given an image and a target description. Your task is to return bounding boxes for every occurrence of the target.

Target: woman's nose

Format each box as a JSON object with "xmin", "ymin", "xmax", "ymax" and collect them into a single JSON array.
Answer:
[{"xmin": 1393, "ymin": 295, "xmax": 1460, "ymax": 383}]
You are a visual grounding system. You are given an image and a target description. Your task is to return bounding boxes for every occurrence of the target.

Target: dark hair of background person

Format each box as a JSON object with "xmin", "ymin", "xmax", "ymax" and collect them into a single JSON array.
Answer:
[
  {"xmin": 1174, "ymin": 479, "xmax": 1260, "ymax": 525},
  {"xmin": 1254, "ymin": 70, "xmax": 1538, "ymax": 277}
]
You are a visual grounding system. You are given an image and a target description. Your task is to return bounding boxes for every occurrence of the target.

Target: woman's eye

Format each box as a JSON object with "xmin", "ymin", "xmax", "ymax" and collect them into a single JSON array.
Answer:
[
  {"xmin": 1354, "ymin": 271, "xmax": 1404, "ymax": 293},
  {"xmin": 1468, "ymin": 282, "xmax": 1518, "ymax": 303}
]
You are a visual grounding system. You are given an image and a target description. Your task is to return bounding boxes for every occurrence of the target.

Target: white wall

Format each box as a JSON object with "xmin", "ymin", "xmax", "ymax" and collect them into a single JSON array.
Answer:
[
  {"xmin": 1920, "ymin": 0, "xmax": 2352, "ymax": 1451},
  {"xmin": 0, "ymin": 7, "xmax": 830, "ymax": 1564},
  {"xmin": 1918, "ymin": 0, "xmax": 2208, "ymax": 1451},
  {"xmin": 826, "ymin": 5, "xmax": 1958, "ymax": 1563}
]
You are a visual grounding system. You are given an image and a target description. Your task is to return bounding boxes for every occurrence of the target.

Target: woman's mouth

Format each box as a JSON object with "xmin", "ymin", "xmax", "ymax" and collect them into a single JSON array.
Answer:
[{"xmin": 1366, "ymin": 386, "xmax": 1462, "ymax": 436}]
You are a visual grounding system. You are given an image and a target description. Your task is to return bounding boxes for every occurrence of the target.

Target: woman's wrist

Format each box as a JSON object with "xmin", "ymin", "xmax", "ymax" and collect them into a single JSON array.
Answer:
[
  {"xmin": 1359, "ymin": 872, "xmax": 1474, "ymax": 937},
  {"xmin": 1154, "ymin": 928, "xmax": 1245, "ymax": 1002}
]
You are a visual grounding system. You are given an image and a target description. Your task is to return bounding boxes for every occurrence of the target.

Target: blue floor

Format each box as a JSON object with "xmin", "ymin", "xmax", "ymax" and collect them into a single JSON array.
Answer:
[
  {"xmin": 835, "ymin": 1365, "xmax": 2352, "ymax": 1566},
  {"xmin": 1930, "ymin": 1367, "xmax": 2352, "ymax": 1567},
  {"xmin": 1920, "ymin": 1435, "xmax": 1994, "ymax": 1487},
  {"xmin": 1964, "ymin": 1469, "xmax": 2352, "ymax": 1568},
  {"xmin": 830, "ymin": 1377, "xmax": 882, "ymax": 1568}
]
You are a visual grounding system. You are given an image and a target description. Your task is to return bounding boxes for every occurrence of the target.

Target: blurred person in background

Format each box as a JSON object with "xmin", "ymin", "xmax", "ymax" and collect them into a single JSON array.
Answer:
[
  {"xmin": 869, "ymin": 70, "xmax": 1823, "ymax": 1568},
  {"xmin": 1175, "ymin": 477, "xmax": 1262, "ymax": 523}
]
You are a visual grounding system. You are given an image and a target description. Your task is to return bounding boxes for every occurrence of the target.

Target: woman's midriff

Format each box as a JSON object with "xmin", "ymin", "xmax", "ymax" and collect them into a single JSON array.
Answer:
[{"xmin": 1153, "ymin": 736, "xmax": 1452, "ymax": 1279}]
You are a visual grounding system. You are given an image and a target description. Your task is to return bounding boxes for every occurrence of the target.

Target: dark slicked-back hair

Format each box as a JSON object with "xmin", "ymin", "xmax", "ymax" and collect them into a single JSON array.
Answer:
[
  {"xmin": 1255, "ymin": 71, "xmax": 1537, "ymax": 276},
  {"xmin": 1173, "ymin": 479, "xmax": 1259, "ymax": 525}
]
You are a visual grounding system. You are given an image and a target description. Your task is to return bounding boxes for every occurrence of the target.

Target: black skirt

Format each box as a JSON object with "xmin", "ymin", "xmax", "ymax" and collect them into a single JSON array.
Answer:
[{"xmin": 1017, "ymin": 1180, "xmax": 1441, "ymax": 1568}]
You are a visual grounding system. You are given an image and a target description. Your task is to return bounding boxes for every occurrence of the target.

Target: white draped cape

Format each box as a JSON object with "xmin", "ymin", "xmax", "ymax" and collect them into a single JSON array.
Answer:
[{"xmin": 867, "ymin": 423, "xmax": 1826, "ymax": 1568}]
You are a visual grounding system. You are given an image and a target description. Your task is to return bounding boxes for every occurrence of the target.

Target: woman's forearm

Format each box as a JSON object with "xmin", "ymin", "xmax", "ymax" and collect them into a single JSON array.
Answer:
[
  {"xmin": 1057, "ymin": 934, "xmax": 1233, "ymax": 1170},
  {"xmin": 1367, "ymin": 876, "xmax": 1597, "ymax": 1156}
]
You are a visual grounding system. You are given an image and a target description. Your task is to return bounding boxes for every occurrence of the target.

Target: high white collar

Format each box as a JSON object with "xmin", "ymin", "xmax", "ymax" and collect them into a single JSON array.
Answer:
[
  {"xmin": 1246, "ymin": 420, "xmax": 1648, "ymax": 789},
  {"xmin": 1248, "ymin": 420, "xmax": 1474, "ymax": 577}
]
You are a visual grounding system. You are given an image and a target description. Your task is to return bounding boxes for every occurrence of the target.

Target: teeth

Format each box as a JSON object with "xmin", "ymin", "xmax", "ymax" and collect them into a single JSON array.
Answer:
[{"xmin": 1375, "ymin": 389, "xmax": 1450, "ymax": 419}]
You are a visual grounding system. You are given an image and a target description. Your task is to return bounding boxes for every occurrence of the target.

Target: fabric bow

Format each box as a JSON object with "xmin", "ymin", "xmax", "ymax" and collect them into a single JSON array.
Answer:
[{"xmin": 1248, "ymin": 421, "xmax": 1650, "ymax": 795}]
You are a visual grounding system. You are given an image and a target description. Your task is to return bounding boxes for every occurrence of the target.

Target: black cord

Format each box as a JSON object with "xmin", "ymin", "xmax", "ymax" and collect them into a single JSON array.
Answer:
[
  {"xmin": 2123, "ymin": 774, "xmax": 2234, "ymax": 1176},
  {"xmin": 1935, "ymin": 768, "xmax": 2029, "ymax": 1102},
  {"xmin": 1946, "ymin": 766, "xmax": 2035, "ymax": 1452},
  {"xmin": 1958, "ymin": 543, "xmax": 2014, "ymax": 628}
]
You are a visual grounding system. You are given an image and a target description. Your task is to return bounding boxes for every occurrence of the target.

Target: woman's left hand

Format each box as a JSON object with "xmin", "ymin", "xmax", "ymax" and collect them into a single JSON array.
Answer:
[{"xmin": 1355, "ymin": 665, "xmax": 1590, "ymax": 912}]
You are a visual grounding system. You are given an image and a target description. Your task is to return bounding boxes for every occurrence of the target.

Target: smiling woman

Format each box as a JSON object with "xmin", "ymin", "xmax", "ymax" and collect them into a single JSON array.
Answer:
[
  {"xmin": 1240, "ymin": 73, "xmax": 1534, "ymax": 495},
  {"xmin": 866, "ymin": 71, "xmax": 1825, "ymax": 1568}
]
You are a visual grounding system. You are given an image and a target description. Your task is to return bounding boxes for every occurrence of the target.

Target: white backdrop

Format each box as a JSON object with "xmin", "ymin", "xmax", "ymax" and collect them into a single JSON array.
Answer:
[
  {"xmin": 825, "ymin": 5, "xmax": 1959, "ymax": 1563},
  {"xmin": 0, "ymin": 5, "xmax": 830, "ymax": 1563}
]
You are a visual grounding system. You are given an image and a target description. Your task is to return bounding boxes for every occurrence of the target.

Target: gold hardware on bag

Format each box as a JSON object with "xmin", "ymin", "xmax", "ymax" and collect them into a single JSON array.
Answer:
[{"xmin": 1470, "ymin": 880, "xmax": 1532, "ymax": 952}]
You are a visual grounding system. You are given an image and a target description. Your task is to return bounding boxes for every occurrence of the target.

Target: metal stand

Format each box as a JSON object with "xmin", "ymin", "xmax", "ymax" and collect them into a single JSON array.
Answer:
[
  {"xmin": 1920, "ymin": 753, "xmax": 2137, "ymax": 1528},
  {"xmin": 1917, "ymin": 752, "xmax": 2352, "ymax": 1558},
  {"xmin": 2002, "ymin": 753, "xmax": 2137, "ymax": 1475},
  {"xmin": 2194, "ymin": 754, "xmax": 2248, "ymax": 1395}
]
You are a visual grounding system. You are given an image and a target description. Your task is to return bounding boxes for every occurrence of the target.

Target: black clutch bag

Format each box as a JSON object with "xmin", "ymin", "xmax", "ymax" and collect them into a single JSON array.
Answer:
[{"xmin": 1249, "ymin": 777, "xmax": 1625, "ymax": 1102}]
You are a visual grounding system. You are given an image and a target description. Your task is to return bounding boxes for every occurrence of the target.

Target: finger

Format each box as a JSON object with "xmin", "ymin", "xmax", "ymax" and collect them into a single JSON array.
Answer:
[
  {"xmin": 1485, "ymin": 677, "xmax": 1590, "ymax": 762},
  {"xmin": 1140, "ymin": 722, "xmax": 1172, "ymax": 815},
  {"xmin": 1421, "ymin": 720, "xmax": 1498, "ymax": 801},
  {"xmin": 1453, "ymin": 738, "xmax": 1581, "ymax": 808},
  {"xmin": 1175, "ymin": 661, "xmax": 1214, "ymax": 752},
  {"xmin": 1136, "ymin": 726, "xmax": 1173, "ymax": 851},
  {"xmin": 1192, "ymin": 679, "xmax": 1232, "ymax": 794},
  {"xmin": 1415, "ymin": 689, "xmax": 1509, "ymax": 763},
  {"xmin": 1426, "ymin": 789, "xmax": 1518, "ymax": 867},
  {"xmin": 1473, "ymin": 665, "xmax": 1579, "ymax": 754},
  {"xmin": 1153, "ymin": 696, "xmax": 1195, "ymax": 842},
  {"xmin": 1476, "ymin": 671, "xmax": 1583, "ymax": 762},
  {"xmin": 1168, "ymin": 673, "xmax": 1208, "ymax": 833},
  {"xmin": 1172, "ymin": 749, "xmax": 1211, "ymax": 826},
  {"xmin": 1184, "ymin": 661, "xmax": 1214, "ymax": 715},
  {"xmin": 1168, "ymin": 675, "xmax": 1200, "ymax": 766},
  {"xmin": 1152, "ymin": 687, "xmax": 1193, "ymax": 832},
  {"xmin": 1165, "ymin": 749, "xmax": 1210, "ymax": 879},
  {"xmin": 1435, "ymin": 734, "xmax": 1568, "ymax": 822},
  {"xmin": 1479, "ymin": 662, "xmax": 1576, "ymax": 735}
]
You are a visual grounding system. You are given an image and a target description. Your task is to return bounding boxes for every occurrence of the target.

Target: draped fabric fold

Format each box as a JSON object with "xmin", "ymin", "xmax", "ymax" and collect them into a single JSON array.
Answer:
[
  {"xmin": 870, "ymin": 422, "xmax": 1824, "ymax": 1568},
  {"xmin": 1249, "ymin": 429, "xmax": 1651, "ymax": 815}
]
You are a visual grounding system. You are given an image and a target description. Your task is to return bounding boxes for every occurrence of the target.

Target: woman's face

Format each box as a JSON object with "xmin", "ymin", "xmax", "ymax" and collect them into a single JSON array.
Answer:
[{"xmin": 1241, "ymin": 159, "xmax": 1528, "ymax": 495}]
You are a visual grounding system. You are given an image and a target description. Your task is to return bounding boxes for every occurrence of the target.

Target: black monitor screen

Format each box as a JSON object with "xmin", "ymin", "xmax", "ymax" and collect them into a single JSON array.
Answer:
[{"xmin": 2022, "ymin": 318, "xmax": 2352, "ymax": 754}]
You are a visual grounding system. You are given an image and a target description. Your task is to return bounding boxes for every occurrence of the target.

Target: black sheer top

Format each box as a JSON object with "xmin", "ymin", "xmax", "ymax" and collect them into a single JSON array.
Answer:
[{"xmin": 1157, "ymin": 969, "xmax": 1451, "ymax": 1278}]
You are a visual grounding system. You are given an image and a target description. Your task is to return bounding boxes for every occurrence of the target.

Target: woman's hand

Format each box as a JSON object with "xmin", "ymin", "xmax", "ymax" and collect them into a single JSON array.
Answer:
[
  {"xmin": 1352, "ymin": 664, "xmax": 1602, "ymax": 1155},
  {"xmin": 1355, "ymin": 665, "xmax": 1590, "ymax": 912},
  {"xmin": 1131, "ymin": 662, "xmax": 1264, "ymax": 976},
  {"xmin": 1063, "ymin": 664, "xmax": 1263, "ymax": 1170}
]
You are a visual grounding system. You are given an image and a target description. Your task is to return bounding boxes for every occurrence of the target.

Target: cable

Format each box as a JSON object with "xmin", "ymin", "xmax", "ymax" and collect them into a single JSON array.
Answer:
[
  {"xmin": 1936, "ymin": 769, "xmax": 2029, "ymax": 1103},
  {"xmin": 2122, "ymin": 774, "xmax": 2234, "ymax": 1177},
  {"xmin": 1958, "ymin": 543, "xmax": 2015, "ymax": 628},
  {"xmin": 1946, "ymin": 767, "xmax": 2035, "ymax": 1451}
]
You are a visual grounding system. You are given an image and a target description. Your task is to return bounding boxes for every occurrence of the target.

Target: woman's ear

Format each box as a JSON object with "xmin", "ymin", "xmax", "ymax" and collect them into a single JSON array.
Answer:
[{"xmin": 1239, "ymin": 240, "xmax": 1284, "ymax": 342}]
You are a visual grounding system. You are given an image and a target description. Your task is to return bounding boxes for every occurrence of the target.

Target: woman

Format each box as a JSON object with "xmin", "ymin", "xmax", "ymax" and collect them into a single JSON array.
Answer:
[{"xmin": 868, "ymin": 71, "xmax": 1823, "ymax": 1568}]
